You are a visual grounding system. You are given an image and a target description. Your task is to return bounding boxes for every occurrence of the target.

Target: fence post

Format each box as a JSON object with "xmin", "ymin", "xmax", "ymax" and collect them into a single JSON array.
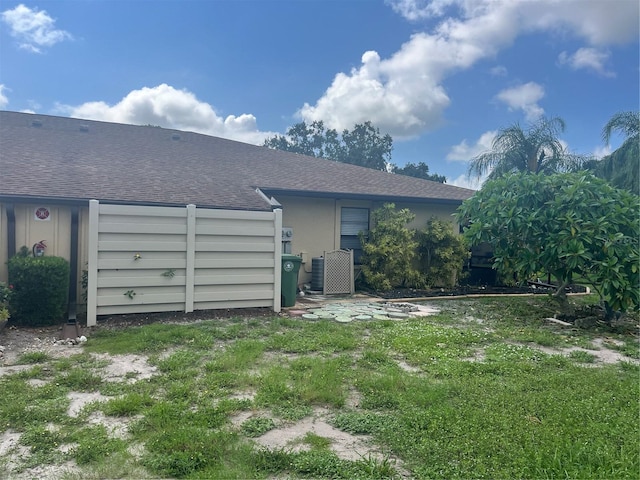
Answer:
[
  {"xmin": 185, "ymin": 204, "xmax": 196, "ymax": 313},
  {"xmin": 273, "ymin": 208, "xmax": 282, "ymax": 313},
  {"xmin": 86, "ymin": 200, "xmax": 99, "ymax": 326}
]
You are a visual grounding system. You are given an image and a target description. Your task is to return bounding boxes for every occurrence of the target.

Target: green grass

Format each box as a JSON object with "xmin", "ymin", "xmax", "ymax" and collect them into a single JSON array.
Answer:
[
  {"xmin": 0, "ymin": 296, "xmax": 638, "ymax": 479},
  {"xmin": 17, "ymin": 351, "xmax": 50, "ymax": 364},
  {"xmin": 240, "ymin": 417, "xmax": 276, "ymax": 437}
]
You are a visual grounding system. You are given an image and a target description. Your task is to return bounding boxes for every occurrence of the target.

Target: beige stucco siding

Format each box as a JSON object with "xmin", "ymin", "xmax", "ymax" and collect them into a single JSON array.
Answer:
[
  {"xmin": 277, "ymin": 195, "xmax": 462, "ymax": 286},
  {"xmin": 0, "ymin": 202, "xmax": 90, "ymax": 307},
  {"xmin": 391, "ymin": 201, "xmax": 460, "ymax": 231},
  {"xmin": 14, "ymin": 204, "xmax": 72, "ymax": 259}
]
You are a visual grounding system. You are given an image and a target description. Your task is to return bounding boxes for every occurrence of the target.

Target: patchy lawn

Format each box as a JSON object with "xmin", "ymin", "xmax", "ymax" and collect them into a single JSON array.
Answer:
[{"xmin": 1, "ymin": 295, "xmax": 638, "ymax": 479}]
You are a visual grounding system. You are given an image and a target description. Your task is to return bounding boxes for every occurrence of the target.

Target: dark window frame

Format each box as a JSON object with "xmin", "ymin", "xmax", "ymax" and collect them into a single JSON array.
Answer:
[{"xmin": 340, "ymin": 207, "xmax": 369, "ymax": 264}]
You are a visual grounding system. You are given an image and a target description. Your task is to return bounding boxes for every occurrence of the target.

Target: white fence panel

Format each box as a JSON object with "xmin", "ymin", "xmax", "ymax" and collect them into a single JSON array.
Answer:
[{"xmin": 87, "ymin": 200, "xmax": 282, "ymax": 326}]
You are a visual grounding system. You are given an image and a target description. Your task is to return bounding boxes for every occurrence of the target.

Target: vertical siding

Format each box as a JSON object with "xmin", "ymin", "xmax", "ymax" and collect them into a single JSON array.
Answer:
[{"xmin": 86, "ymin": 201, "xmax": 281, "ymax": 326}]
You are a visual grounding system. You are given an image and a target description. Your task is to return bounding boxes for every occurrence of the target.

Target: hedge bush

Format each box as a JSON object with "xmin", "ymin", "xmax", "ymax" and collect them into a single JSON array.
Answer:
[
  {"xmin": 417, "ymin": 218, "xmax": 469, "ymax": 288},
  {"xmin": 7, "ymin": 253, "xmax": 70, "ymax": 326},
  {"xmin": 0, "ymin": 281, "xmax": 11, "ymax": 322},
  {"xmin": 358, "ymin": 203, "xmax": 422, "ymax": 291}
]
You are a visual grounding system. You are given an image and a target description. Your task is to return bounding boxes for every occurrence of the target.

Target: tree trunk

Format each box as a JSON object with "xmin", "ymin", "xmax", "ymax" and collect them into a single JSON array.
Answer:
[{"xmin": 553, "ymin": 279, "xmax": 571, "ymax": 313}]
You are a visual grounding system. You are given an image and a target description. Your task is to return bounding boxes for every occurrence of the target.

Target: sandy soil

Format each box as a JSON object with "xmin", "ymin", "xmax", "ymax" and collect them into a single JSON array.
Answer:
[{"xmin": 0, "ymin": 310, "xmax": 637, "ymax": 479}]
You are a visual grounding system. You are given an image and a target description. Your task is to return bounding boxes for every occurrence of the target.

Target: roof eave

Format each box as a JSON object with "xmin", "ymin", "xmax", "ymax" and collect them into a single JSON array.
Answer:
[
  {"xmin": 0, "ymin": 194, "xmax": 274, "ymax": 212},
  {"xmin": 259, "ymin": 188, "xmax": 470, "ymax": 205}
]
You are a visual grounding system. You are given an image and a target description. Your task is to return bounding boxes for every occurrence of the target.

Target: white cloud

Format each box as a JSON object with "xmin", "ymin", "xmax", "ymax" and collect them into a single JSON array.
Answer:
[
  {"xmin": 58, "ymin": 84, "xmax": 275, "ymax": 145},
  {"xmin": 387, "ymin": 0, "xmax": 638, "ymax": 45},
  {"xmin": 448, "ymin": 172, "xmax": 485, "ymax": 190},
  {"xmin": 523, "ymin": 0, "xmax": 639, "ymax": 45},
  {"xmin": 495, "ymin": 82, "xmax": 545, "ymax": 122},
  {"xmin": 447, "ymin": 130, "xmax": 496, "ymax": 161},
  {"xmin": 1, "ymin": 4, "xmax": 72, "ymax": 53},
  {"xmin": 385, "ymin": 0, "xmax": 459, "ymax": 21},
  {"xmin": 0, "ymin": 85, "xmax": 8, "ymax": 108},
  {"xmin": 558, "ymin": 48, "xmax": 615, "ymax": 77},
  {"xmin": 591, "ymin": 145, "xmax": 611, "ymax": 159},
  {"xmin": 299, "ymin": 0, "xmax": 637, "ymax": 138}
]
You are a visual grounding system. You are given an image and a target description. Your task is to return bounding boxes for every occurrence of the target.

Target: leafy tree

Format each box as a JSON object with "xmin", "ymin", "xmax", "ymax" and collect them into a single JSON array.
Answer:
[
  {"xmin": 468, "ymin": 117, "xmax": 584, "ymax": 180},
  {"xmin": 267, "ymin": 121, "xmax": 451, "ymax": 176},
  {"xmin": 263, "ymin": 120, "xmax": 342, "ymax": 159},
  {"xmin": 265, "ymin": 120, "xmax": 392, "ymax": 171},
  {"xmin": 339, "ymin": 121, "xmax": 392, "ymax": 171},
  {"xmin": 358, "ymin": 203, "xmax": 421, "ymax": 291},
  {"xmin": 584, "ymin": 111, "xmax": 639, "ymax": 194},
  {"xmin": 417, "ymin": 218, "xmax": 469, "ymax": 287},
  {"xmin": 456, "ymin": 172, "xmax": 639, "ymax": 319},
  {"xmin": 393, "ymin": 162, "xmax": 446, "ymax": 183}
]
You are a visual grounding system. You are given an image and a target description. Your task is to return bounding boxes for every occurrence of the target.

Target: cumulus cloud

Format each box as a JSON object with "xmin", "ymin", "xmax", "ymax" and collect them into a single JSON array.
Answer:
[
  {"xmin": 299, "ymin": 0, "xmax": 637, "ymax": 138},
  {"xmin": 447, "ymin": 172, "xmax": 485, "ymax": 190},
  {"xmin": 0, "ymin": 85, "xmax": 8, "ymax": 108},
  {"xmin": 495, "ymin": 82, "xmax": 545, "ymax": 122},
  {"xmin": 387, "ymin": 0, "xmax": 638, "ymax": 44},
  {"xmin": 447, "ymin": 130, "xmax": 496, "ymax": 161},
  {"xmin": 558, "ymin": 48, "xmax": 615, "ymax": 77},
  {"xmin": 58, "ymin": 84, "xmax": 275, "ymax": 145},
  {"xmin": 1, "ymin": 4, "xmax": 72, "ymax": 53},
  {"xmin": 385, "ymin": 0, "xmax": 460, "ymax": 21}
]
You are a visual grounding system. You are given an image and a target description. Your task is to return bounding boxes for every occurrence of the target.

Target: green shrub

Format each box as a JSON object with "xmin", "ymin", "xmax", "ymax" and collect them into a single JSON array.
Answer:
[
  {"xmin": 359, "ymin": 203, "xmax": 421, "ymax": 291},
  {"xmin": 417, "ymin": 218, "xmax": 469, "ymax": 287},
  {"xmin": 7, "ymin": 253, "xmax": 70, "ymax": 326},
  {"xmin": 457, "ymin": 172, "xmax": 640, "ymax": 317},
  {"xmin": 0, "ymin": 281, "xmax": 11, "ymax": 322}
]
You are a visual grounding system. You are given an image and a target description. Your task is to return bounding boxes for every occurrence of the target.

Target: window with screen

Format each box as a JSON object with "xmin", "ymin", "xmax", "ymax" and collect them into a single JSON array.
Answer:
[{"xmin": 340, "ymin": 207, "xmax": 369, "ymax": 263}]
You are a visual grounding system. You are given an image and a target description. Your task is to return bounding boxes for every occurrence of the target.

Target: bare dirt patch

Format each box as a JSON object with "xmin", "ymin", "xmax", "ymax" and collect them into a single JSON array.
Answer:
[{"xmin": 253, "ymin": 407, "xmax": 399, "ymax": 465}]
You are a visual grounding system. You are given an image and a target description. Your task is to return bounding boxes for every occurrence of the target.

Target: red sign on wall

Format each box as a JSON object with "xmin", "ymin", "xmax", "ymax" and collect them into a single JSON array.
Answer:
[{"xmin": 34, "ymin": 207, "xmax": 51, "ymax": 221}]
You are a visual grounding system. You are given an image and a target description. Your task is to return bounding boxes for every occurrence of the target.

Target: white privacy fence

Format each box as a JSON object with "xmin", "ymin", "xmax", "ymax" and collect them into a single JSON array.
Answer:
[{"xmin": 86, "ymin": 200, "xmax": 282, "ymax": 326}]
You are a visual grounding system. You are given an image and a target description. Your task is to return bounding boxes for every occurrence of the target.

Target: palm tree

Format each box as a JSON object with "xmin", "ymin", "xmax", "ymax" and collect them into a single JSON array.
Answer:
[
  {"xmin": 603, "ymin": 111, "xmax": 639, "ymax": 144},
  {"xmin": 468, "ymin": 117, "xmax": 583, "ymax": 180},
  {"xmin": 587, "ymin": 111, "xmax": 639, "ymax": 194}
]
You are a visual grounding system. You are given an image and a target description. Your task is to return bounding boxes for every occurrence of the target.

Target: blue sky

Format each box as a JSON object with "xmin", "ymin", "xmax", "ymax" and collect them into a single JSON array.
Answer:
[{"xmin": 1, "ymin": 0, "xmax": 638, "ymax": 188}]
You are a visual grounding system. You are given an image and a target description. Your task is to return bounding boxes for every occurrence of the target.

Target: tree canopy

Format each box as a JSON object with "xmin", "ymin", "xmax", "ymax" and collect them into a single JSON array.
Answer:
[
  {"xmin": 264, "ymin": 121, "xmax": 446, "ymax": 181},
  {"xmin": 468, "ymin": 117, "xmax": 584, "ymax": 180},
  {"xmin": 456, "ymin": 172, "xmax": 639, "ymax": 317},
  {"xmin": 392, "ymin": 162, "xmax": 446, "ymax": 183},
  {"xmin": 264, "ymin": 120, "xmax": 391, "ymax": 171}
]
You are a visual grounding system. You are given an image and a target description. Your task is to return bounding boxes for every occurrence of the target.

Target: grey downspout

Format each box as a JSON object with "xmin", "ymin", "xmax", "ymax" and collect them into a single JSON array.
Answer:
[
  {"xmin": 6, "ymin": 204, "xmax": 16, "ymax": 259},
  {"xmin": 67, "ymin": 206, "xmax": 79, "ymax": 323}
]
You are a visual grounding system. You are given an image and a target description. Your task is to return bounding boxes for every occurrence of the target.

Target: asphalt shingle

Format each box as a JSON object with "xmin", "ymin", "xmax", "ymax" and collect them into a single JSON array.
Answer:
[{"xmin": 0, "ymin": 111, "xmax": 474, "ymax": 210}]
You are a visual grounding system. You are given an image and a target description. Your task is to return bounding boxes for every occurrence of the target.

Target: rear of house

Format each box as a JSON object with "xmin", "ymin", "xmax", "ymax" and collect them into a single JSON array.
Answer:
[{"xmin": 0, "ymin": 111, "xmax": 474, "ymax": 325}]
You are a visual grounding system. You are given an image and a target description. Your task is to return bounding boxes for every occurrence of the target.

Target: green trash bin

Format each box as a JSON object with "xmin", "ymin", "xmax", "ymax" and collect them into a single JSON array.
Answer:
[{"xmin": 281, "ymin": 254, "xmax": 302, "ymax": 307}]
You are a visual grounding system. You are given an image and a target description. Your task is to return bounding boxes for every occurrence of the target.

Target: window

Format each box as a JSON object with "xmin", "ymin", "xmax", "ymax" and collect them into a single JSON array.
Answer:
[{"xmin": 340, "ymin": 207, "xmax": 369, "ymax": 263}]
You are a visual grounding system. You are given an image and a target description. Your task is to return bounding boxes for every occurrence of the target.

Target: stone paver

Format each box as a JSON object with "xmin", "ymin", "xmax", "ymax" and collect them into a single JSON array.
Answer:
[{"xmin": 286, "ymin": 299, "xmax": 439, "ymax": 322}]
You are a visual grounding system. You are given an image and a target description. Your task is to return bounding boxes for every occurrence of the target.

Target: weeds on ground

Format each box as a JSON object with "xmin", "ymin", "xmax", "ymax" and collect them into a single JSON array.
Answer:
[{"xmin": 0, "ymin": 297, "xmax": 638, "ymax": 479}]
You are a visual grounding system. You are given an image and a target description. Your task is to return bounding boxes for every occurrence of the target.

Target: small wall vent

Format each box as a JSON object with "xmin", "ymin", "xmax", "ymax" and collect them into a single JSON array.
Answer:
[
  {"xmin": 171, "ymin": 133, "xmax": 181, "ymax": 141},
  {"xmin": 31, "ymin": 119, "xmax": 43, "ymax": 127},
  {"xmin": 79, "ymin": 124, "xmax": 89, "ymax": 132}
]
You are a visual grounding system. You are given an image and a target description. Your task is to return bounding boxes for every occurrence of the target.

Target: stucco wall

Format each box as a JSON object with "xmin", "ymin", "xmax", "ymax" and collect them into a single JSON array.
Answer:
[
  {"xmin": 0, "ymin": 201, "xmax": 90, "ymax": 308},
  {"xmin": 277, "ymin": 195, "xmax": 462, "ymax": 287}
]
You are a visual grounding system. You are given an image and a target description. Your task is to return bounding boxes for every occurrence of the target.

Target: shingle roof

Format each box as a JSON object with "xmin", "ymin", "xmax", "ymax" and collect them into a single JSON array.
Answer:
[{"xmin": 0, "ymin": 111, "xmax": 474, "ymax": 211}]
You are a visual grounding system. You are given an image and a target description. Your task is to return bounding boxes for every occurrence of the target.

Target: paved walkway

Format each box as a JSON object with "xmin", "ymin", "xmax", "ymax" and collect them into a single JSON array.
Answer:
[{"xmin": 285, "ymin": 293, "xmax": 439, "ymax": 322}]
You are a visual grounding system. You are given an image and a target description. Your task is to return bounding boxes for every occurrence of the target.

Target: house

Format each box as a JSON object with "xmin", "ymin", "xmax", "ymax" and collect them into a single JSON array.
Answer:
[{"xmin": 0, "ymin": 111, "xmax": 474, "ymax": 325}]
